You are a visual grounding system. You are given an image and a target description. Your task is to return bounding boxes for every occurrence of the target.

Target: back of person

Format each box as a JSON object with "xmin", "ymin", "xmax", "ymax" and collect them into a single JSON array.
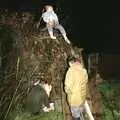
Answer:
[
  {"xmin": 65, "ymin": 57, "xmax": 88, "ymax": 120},
  {"xmin": 26, "ymin": 85, "xmax": 49, "ymax": 114},
  {"xmin": 66, "ymin": 62, "xmax": 88, "ymax": 106}
]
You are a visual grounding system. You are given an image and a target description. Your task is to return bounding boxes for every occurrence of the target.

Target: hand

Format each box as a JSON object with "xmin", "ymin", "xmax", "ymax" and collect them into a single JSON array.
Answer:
[
  {"xmin": 48, "ymin": 21, "xmax": 54, "ymax": 26},
  {"xmin": 48, "ymin": 20, "xmax": 57, "ymax": 27}
]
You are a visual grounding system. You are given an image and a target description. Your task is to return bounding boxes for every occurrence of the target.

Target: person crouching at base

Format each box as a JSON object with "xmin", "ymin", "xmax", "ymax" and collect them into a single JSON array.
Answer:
[
  {"xmin": 41, "ymin": 80, "xmax": 55, "ymax": 112},
  {"xmin": 64, "ymin": 57, "xmax": 94, "ymax": 120},
  {"xmin": 26, "ymin": 80, "xmax": 54, "ymax": 114}
]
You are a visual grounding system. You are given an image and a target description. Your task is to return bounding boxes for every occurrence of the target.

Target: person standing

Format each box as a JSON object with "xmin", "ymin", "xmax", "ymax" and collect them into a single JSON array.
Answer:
[{"xmin": 64, "ymin": 57, "xmax": 94, "ymax": 120}]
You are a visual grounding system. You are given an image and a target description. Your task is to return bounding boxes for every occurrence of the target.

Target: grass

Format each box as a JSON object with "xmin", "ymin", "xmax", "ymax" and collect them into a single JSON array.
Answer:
[
  {"xmin": 98, "ymin": 81, "xmax": 120, "ymax": 120},
  {"xmin": 7, "ymin": 109, "xmax": 64, "ymax": 120},
  {"xmin": 7, "ymin": 100, "xmax": 64, "ymax": 120},
  {"xmin": 6, "ymin": 80, "xmax": 120, "ymax": 120}
]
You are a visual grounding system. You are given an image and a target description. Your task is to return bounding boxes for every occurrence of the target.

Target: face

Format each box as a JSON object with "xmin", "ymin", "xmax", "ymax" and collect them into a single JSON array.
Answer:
[{"xmin": 45, "ymin": 5, "xmax": 53, "ymax": 12}]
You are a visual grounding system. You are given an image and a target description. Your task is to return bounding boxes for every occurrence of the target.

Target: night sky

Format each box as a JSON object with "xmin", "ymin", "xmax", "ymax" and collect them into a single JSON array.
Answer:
[{"xmin": 0, "ymin": 0, "xmax": 120, "ymax": 53}]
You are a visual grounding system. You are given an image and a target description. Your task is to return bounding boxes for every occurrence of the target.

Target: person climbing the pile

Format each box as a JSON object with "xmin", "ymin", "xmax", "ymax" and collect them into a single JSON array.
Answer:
[
  {"xmin": 64, "ymin": 56, "xmax": 94, "ymax": 120},
  {"xmin": 41, "ymin": 5, "xmax": 71, "ymax": 44}
]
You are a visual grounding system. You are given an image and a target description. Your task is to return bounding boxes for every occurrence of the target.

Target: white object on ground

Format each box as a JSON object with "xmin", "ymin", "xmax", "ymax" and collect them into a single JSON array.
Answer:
[
  {"xmin": 43, "ymin": 106, "xmax": 50, "ymax": 112},
  {"xmin": 43, "ymin": 102, "xmax": 55, "ymax": 112},
  {"xmin": 84, "ymin": 100, "xmax": 94, "ymax": 120},
  {"xmin": 49, "ymin": 102, "xmax": 55, "ymax": 110}
]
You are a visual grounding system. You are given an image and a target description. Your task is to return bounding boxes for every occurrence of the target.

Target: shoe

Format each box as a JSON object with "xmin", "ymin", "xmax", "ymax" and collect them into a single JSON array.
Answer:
[
  {"xmin": 65, "ymin": 38, "xmax": 71, "ymax": 44},
  {"xmin": 50, "ymin": 36, "xmax": 56, "ymax": 39},
  {"xmin": 62, "ymin": 34, "xmax": 71, "ymax": 44},
  {"xmin": 49, "ymin": 102, "xmax": 55, "ymax": 110}
]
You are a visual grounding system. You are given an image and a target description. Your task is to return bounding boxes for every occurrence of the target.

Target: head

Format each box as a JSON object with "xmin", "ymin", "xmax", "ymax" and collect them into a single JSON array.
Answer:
[
  {"xmin": 67, "ymin": 56, "xmax": 81, "ymax": 67},
  {"xmin": 45, "ymin": 5, "xmax": 54, "ymax": 12}
]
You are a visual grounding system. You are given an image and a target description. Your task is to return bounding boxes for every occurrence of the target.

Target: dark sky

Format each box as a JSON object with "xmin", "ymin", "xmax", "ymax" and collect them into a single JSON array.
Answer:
[
  {"xmin": 66, "ymin": 1, "xmax": 120, "ymax": 53},
  {"xmin": 0, "ymin": 0, "xmax": 120, "ymax": 53}
]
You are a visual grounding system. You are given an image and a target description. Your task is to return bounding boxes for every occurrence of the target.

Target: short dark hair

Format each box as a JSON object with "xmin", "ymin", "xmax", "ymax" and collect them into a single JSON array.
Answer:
[{"xmin": 67, "ymin": 56, "xmax": 79, "ymax": 63}]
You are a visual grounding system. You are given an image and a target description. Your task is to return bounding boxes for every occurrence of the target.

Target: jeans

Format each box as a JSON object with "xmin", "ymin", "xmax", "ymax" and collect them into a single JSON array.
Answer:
[{"xmin": 71, "ymin": 105, "xmax": 85, "ymax": 120}]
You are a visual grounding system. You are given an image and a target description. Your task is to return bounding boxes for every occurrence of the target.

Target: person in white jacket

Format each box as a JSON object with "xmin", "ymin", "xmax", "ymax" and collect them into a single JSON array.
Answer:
[{"xmin": 42, "ymin": 5, "xmax": 70, "ymax": 44}]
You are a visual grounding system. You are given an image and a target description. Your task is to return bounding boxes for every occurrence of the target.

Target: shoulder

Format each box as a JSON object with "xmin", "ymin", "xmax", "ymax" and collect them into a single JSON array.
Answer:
[
  {"xmin": 42, "ymin": 11, "xmax": 50, "ymax": 16},
  {"xmin": 82, "ymin": 68, "xmax": 88, "ymax": 76},
  {"xmin": 83, "ymin": 68, "xmax": 87, "ymax": 73},
  {"xmin": 42, "ymin": 12, "xmax": 47, "ymax": 16},
  {"xmin": 66, "ymin": 67, "xmax": 73, "ymax": 76}
]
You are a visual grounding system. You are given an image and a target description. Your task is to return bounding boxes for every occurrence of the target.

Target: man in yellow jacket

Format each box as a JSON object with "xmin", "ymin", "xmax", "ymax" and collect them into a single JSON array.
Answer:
[{"xmin": 64, "ymin": 57, "xmax": 88, "ymax": 120}]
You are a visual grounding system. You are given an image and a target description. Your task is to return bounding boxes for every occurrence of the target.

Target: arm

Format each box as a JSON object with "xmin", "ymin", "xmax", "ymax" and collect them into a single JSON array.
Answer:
[
  {"xmin": 42, "ymin": 12, "xmax": 50, "ymax": 23},
  {"xmin": 81, "ymin": 69, "xmax": 88, "ymax": 99},
  {"xmin": 64, "ymin": 70, "xmax": 72, "ymax": 94}
]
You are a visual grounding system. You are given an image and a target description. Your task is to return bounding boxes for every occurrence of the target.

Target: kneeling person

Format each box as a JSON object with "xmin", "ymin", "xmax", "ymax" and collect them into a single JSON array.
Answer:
[{"xmin": 26, "ymin": 81, "xmax": 53, "ymax": 114}]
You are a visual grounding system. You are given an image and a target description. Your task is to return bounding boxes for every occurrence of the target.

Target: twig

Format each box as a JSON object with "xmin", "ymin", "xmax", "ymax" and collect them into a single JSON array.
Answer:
[
  {"xmin": 3, "ymin": 57, "xmax": 20, "ymax": 120},
  {"xmin": 26, "ymin": 65, "xmax": 39, "ymax": 94}
]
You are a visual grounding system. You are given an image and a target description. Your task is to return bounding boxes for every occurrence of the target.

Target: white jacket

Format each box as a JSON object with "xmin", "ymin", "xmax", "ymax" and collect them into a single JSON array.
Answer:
[{"xmin": 42, "ymin": 11, "xmax": 59, "ymax": 24}]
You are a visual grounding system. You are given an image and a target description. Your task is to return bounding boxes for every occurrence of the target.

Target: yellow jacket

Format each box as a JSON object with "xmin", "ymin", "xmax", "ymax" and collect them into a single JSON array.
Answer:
[{"xmin": 65, "ymin": 62, "xmax": 88, "ymax": 106}]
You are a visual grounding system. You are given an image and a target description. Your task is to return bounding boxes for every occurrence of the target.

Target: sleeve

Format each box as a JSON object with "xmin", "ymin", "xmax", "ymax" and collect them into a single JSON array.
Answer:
[
  {"xmin": 84, "ymin": 70, "xmax": 89, "ymax": 97},
  {"xmin": 81, "ymin": 69, "xmax": 88, "ymax": 99},
  {"xmin": 42, "ymin": 12, "xmax": 50, "ymax": 23},
  {"xmin": 64, "ymin": 70, "xmax": 72, "ymax": 94},
  {"xmin": 84, "ymin": 69, "xmax": 88, "ymax": 83}
]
